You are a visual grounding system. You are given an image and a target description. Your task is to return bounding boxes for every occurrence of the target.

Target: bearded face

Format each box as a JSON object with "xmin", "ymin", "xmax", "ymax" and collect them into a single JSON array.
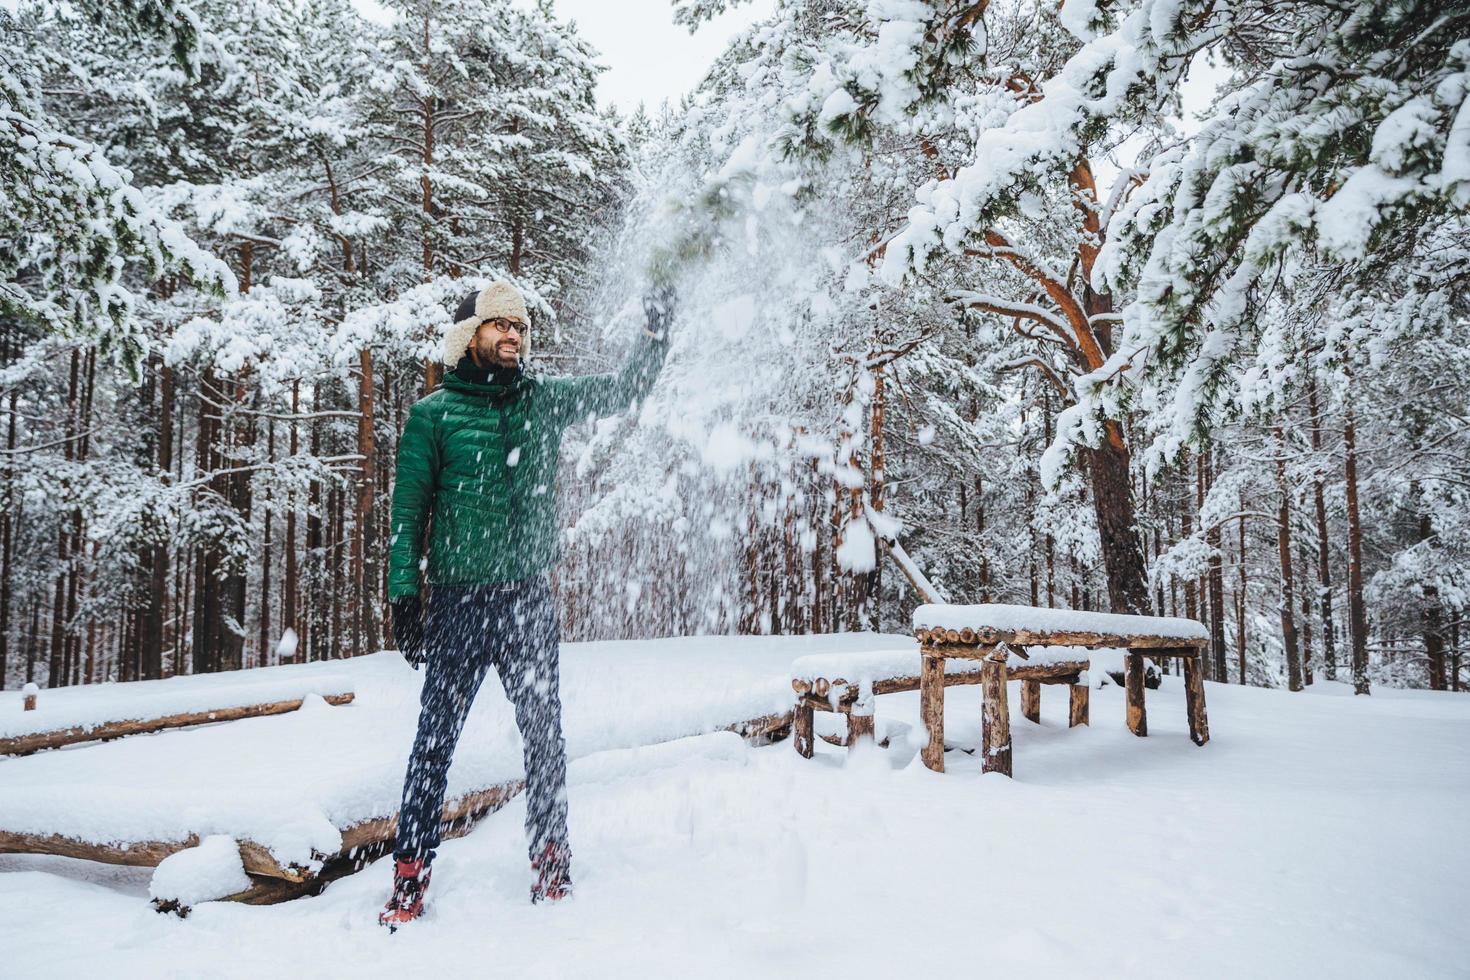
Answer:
[{"xmin": 469, "ymin": 318, "xmax": 524, "ymax": 368}]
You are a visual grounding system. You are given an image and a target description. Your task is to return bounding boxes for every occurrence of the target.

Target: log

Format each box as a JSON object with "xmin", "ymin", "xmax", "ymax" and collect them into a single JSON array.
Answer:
[
  {"xmin": 23, "ymin": 683, "xmax": 37, "ymax": 711},
  {"xmin": 791, "ymin": 678, "xmax": 811, "ymax": 695},
  {"xmin": 1125, "ymin": 652, "xmax": 1148, "ymax": 737},
  {"xmin": 846, "ymin": 711, "xmax": 875, "ymax": 747},
  {"xmin": 722, "ymin": 710, "xmax": 794, "ymax": 743},
  {"xmin": 0, "ymin": 830, "xmax": 300, "ymax": 880},
  {"xmin": 793, "ymin": 701, "xmax": 815, "ymax": 759},
  {"xmin": 1183, "ymin": 654, "xmax": 1210, "ymax": 746},
  {"xmin": 1020, "ymin": 679, "xmax": 1040, "ymax": 724},
  {"xmin": 924, "ymin": 628, "xmax": 1205, "ymax": 652},
  {"xmin": 1068, "ymin": 684, "xmax": 1090, "ymax": 728},
  {"xmin": 336, "ymin": 778, "xmax": 524, "ymax": 857},
  {"xmin": 808, "ymin": 661, "xmax": 1085, "ymax": 706},
  {"xmin": 980, "ymin": 657, "xmax": 1012, "ymax": 776},
  {"xmin": 920, "ymin": 652, "xmax": 946, "ymax": 772},
  {"xmin": 813, "ymin": 677, "xmax": 831, "ymax": 698},
  {"xmin": 1, "ymin": 692, "xmax": 356, "ymax": 756},
  {"xmin": 0, "ymin": 830, "xmax": 197, "ymax": 869}
]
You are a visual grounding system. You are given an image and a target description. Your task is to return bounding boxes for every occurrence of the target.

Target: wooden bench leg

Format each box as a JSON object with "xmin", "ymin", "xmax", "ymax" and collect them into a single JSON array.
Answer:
[
  {"xmin": 846, "ymin": 700, "xmax": 875, "ymax": 748},
  {"xmin": 1125, "ymin": 652, "xmax": 1148, "ymax": 737},
  {"xmin": 794, "ymin": 701, "xmax": 814, "ymax": 759},
  {"xmin": 981, "ymin": 656, "xmax": 1012, "ymax": 776},
  {"xmin": 1021, "ymin": 679, "xmax": 1040, "ymax": 724},
  {"xmin": 1184, "ymin": 654, "xmax": 1210, "ymax": 746},
  {"xmin": 1069, "ymin": 683, "xmax": 1089, "ymax": 727},
  {"xmin": 920, "ymin": 652, "xmax": 945, "ymax": 772}
]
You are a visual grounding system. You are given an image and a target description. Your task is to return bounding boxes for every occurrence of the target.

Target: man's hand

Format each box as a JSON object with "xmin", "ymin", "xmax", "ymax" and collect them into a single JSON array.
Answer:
[
  {"xmin": 391, "ymin": 596, "xmax": 427, "ymax": 669},
  {"xmin": 642, "ymin": 284, "xmax": 676, "ymax": 340}
]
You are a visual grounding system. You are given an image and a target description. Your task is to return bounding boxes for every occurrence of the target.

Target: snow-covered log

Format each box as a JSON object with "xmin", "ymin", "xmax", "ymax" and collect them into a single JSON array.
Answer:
[
  {"xmin": 0, "ymin": 829, "xmax": 302, "ymax": 880},
  {"xmin": 912, "ymin": 603, "xmax": 1208, "ymax": 653},
  {"xmin": 1, "ymin": 688, "xmax": 355, "ymax": 756}
]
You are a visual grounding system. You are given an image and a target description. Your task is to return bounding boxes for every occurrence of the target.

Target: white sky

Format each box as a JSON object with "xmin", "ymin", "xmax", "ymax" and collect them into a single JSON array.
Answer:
[{"xmin": 353, "ymin": 0, "xmax": 776, "ymax": 115}]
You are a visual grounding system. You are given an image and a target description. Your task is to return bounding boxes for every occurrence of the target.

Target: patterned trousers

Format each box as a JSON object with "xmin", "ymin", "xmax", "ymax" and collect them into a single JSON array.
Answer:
[{"xmin": 393, "ymin": 576, "xmax": 569, "ymax": 866}]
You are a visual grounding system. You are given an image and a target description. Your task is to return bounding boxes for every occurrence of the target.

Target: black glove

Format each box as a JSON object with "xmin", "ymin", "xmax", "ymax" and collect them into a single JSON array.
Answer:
[
  {"xmin": 642, "ymin": 284, "xmax": 676, "ymax": 340},
  {"xmin": 391, "ymin": 596, "xmax": 426, "ymax": 669}
]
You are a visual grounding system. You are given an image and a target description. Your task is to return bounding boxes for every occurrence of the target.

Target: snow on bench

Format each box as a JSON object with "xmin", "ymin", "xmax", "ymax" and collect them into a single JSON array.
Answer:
[
  {"xmin": 0, "ymin": 669, "xmax": 356, "ymax": 756},
  {"xmin": 912, "ymin": 603, "xmax": 1208, "ymax": 648},
  {"xmin": 0, "ymin": 634, "xmax": 908, "ymax": 904}
]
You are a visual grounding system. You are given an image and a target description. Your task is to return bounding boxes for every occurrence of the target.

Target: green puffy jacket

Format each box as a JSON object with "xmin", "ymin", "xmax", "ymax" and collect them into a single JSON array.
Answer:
[{"xmin": 386, "ymin": 335, "xmax": 667, "ymax": 599}]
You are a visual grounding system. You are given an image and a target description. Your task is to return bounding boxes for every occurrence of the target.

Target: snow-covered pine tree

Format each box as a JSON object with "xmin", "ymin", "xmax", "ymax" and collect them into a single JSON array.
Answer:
[{"xmin": 1, "ymin": 0, "xmax": 233, "ymax": 383}]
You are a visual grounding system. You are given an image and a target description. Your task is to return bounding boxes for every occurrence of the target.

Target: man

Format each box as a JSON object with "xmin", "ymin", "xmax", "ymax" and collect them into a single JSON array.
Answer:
[{"xmin": 379, "ymin": 278, "xmax": 672, "ymax": 929}]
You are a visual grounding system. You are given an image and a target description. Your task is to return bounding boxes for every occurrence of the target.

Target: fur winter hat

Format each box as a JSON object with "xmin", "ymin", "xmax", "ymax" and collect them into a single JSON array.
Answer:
[{"xmin": 443, "ymin": 280, "xmax": 531, "ymax": 365}]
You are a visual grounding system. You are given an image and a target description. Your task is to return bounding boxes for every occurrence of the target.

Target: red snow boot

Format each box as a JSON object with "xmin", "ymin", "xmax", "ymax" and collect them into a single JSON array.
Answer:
[
  {"xmin": 378, "ymin": 857, "xmax": 432, "ymax": 931},
  {"xmin": 530, "ymin": 841, "xmax": 572, "ymax": 904}
]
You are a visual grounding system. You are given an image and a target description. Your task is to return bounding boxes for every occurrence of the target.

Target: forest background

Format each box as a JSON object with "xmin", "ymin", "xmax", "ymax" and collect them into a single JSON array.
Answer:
[{"xmin": 2, "ymin": 0, "xmax": 1466, "ymax": 696}]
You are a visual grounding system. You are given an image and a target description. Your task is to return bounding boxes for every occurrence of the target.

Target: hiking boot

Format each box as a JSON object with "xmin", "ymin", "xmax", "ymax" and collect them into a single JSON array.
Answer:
[
  {"xmin": 379, "ymin": 856, "xmax": 432, "ymax": 931},
  {"xmin": 530, "ymin": 841, "xmax": 572, "ymax": 904}
]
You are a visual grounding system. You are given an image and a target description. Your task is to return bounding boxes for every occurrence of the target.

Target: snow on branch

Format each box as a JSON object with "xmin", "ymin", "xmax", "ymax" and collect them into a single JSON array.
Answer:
[{"xmin": 879, "ymin": 1, "xmax": 1208, "ymax": 287}]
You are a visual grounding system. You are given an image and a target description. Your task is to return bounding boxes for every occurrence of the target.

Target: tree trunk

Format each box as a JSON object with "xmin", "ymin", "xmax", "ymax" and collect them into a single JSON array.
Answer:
[
  {"xmin": 1343, "ymin": 393, "xmax": 1370, "ymax": 696},
  {"xmin": 831, "ymin": 435, "xmax": 848, "ymax": 631},
  {"xmin": 194, "ymin": 368, "xmax": 222, "ymax": 675},
  {"xmin": 258, "ymin": 416, "xmax": 275, "ymax": 666},
  {"xmin": 221, "ymin": 245, "xmax": 256, "ymax": 673},
  {"xmin": 869, "ymin": 367, "xmax": 884, "ymax": 630},
  {"xmin": 0, "ymin": 388, "xmax": 16, "ymax": 688},
  {"xmin": 306, "ymin": 382, "xmax": 324, "ymax": 662},
  {"xmin": 1299, "ymin": 543, "xmax": 1314, "ymax": 685},
  {"xmin": 1203, "ymin": 450, "xmax": 1227, "ymax": 681},
  {"xmin": 1236, "ymin": 493, "xmax": 1247, "ymax": 685},
  {"xmin": 1308, "ymin": 376, "xmax": 1337, "ymax": 682},
  {"xmin": 49, "ymin": 350, "xmax": 82, "ymax": 688},
  {"xmin": 1182, "ymin": 453, "xmax": 1197, "ymax": 620},
  {"xmin": 141, "ymin": 356, "xmax": 172, "ymax": 681},
  {"xmin": 284, "ymin": 381, "xmax": 300, "ymax": 662},
  {"xmin": 73, "ymin": 348, "xmax": 97, "ymax": 687},
  {"xmin": 331, "ymin": 480, "xmax": 345, "ymax": 658},
  {"xmin": 1419, "ymin": 506, "xmax": 1446, "ymax": 690},
  {"xmin": 26, "ymin": 596, "xmax": 40, "ymax": 684},
  {"xmin": 1451, "ymin": 619, "xmax": 1461, "ymax": 693},
  {"xmin": 1275, "ymin": 426, "xmax": 1302, "ymax": 691},
  {"xmin": 354, "ymin": 348, "xmax": 379, "ymax": 657},
  {"xmin": 811, "ymin": 455, "xmax": 826, "ymax": 635},
  {"xmin": 1085, "ymin": 426, "xmax": 1151, "ymax": 615},
  {"xmin": 419, "ymin": 14, "xmax": 441, "ymax": 396}
]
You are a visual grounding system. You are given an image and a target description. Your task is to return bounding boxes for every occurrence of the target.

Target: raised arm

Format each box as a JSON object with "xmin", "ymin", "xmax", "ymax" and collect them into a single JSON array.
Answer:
[
  {"xmin": 387, "ymin": 400, "xmax": 442, "ymax": 601},
  {"xmin": 547, "ymin": 287, "xmax": 674, "ymax": 424}
]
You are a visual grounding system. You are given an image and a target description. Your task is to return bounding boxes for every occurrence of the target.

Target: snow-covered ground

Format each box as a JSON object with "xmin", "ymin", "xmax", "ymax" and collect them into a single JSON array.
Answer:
[
  {"xmin": 2, "ymin": 639, "xmax": 1467, "ymax": 979},
  {"xmin": 0, "ymin": 635, "xmax": 909, "ymax": 864}
]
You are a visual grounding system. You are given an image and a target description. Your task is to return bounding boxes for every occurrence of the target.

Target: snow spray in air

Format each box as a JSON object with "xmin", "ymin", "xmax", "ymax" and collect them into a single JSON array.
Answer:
[{"xmin": 553, "ymin": 129, "xmax": 904, "ymax": 642}]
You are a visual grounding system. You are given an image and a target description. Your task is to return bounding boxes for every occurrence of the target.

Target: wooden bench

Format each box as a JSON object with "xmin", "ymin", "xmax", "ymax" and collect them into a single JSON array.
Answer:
[
  {"xmin": 914, "ymin": 604, "xmax": 1210, "ymax": 776},
  {"xmin": 789, "ymin": 647, "xmax": 1091, "ymax": 758}
]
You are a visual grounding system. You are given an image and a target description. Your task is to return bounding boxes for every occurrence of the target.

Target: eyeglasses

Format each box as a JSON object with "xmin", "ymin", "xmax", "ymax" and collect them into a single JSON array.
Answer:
[{"xmin": 483, "ymin": 317, "xmax": 527, "ymax": 335}]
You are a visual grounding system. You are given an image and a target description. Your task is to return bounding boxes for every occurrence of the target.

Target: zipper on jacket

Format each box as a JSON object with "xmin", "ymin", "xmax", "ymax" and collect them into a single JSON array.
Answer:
[{"xmin": 496, "ymin": 402, "xmax": 513, "ymax": 486}]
